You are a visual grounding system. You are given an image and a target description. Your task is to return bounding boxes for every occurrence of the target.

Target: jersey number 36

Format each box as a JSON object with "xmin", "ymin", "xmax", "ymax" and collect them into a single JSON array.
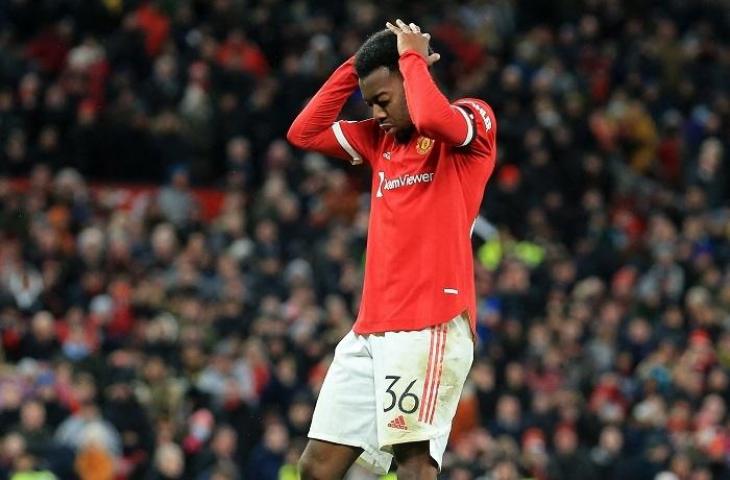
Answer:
[{"xmin": 383, "ymin": 375, "xmax": 420, "ymax": 414}]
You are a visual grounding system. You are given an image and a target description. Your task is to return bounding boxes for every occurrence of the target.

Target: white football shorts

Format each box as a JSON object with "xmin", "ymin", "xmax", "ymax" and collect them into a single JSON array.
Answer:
[{"xmin": 308, "ymin": 313, "xmax": 474, "ymax": 474}]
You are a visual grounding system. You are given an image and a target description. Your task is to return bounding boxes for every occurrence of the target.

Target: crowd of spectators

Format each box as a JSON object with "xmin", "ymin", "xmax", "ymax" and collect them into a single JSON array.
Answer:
[{"xmin": 0, "ymin": 0, "xmax": 729, "ymax": 479}]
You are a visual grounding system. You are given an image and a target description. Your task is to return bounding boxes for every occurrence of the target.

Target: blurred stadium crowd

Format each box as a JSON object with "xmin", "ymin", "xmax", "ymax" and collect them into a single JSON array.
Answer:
[{"xmin": 0, "ymin": 0, "xmax": 729, "ymax": 479}]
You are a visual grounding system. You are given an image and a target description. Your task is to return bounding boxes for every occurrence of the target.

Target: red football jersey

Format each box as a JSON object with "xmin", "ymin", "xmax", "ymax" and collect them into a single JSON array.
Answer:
[
  {"xmin": 335, "ymin": 98, "xmax": 495, "ymax": 334},
  {"xmin": 288, "ymin": 52, "xmax": 497, "ymax": 334}
]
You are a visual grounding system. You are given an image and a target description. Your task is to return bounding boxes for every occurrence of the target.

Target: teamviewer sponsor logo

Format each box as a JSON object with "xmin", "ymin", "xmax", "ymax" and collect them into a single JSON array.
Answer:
[{"xmin": 376, "ymin": 171, "xmax": 435, "ymax": 198}]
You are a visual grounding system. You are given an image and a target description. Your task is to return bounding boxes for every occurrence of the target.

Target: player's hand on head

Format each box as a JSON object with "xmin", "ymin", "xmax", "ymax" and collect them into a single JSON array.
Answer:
[{"xmin": 386, "ymin": 19, "xmax": 441, "ymax": 66}]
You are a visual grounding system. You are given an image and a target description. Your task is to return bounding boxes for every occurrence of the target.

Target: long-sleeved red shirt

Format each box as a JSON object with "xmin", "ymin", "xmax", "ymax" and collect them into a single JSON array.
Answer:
[{"xmin": 288, "ymin": 50, "xmax": 497, "ymax": 334}]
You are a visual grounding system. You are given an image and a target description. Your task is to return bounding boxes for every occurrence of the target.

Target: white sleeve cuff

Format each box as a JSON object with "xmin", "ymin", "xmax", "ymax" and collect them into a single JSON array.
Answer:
[
  {"xmin": 332, "ymin": 122, "xmax": 363, "ymax": 165},
  {"xmin": 453, "ymin": 106, "xmax": 474, "ymax": 147}
]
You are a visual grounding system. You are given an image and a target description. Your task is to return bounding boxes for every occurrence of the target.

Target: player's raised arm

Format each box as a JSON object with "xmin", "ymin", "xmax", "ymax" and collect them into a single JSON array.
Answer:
[
  {"xmin": 386, "ymin": 20, "xmax": 475, "ymax": 147},
  {"xmin": 287, "ymin": 57, "xmax": 370, "ymax": 164}
]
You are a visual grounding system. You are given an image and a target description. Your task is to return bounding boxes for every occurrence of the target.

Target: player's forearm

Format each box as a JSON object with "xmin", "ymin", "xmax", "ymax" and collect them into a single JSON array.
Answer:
[
  {"xmin": 287, "ymin": 57, "xmax": 359, "ymax": 149},
  {"xmin": 399, "ymin": 50, "xmax": 469, "ymax": 145}
]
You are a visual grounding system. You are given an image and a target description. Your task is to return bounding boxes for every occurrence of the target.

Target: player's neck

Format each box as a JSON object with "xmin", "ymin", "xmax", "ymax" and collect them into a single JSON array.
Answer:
[{"xmin": 394, "ymin": 126, "xmax": 415, "ymax": 143}]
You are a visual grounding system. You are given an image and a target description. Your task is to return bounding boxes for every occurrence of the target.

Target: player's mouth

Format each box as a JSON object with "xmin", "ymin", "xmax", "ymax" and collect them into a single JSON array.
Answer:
[{"xmin": 379, "ymin": 122, "xmax": 395, "ymax": 133}]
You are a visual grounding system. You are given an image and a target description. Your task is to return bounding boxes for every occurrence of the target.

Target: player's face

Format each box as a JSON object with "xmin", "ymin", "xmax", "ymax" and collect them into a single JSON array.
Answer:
[{"xmin": 360, "ymin": 67, "xmax": 412, "ymax": 139}]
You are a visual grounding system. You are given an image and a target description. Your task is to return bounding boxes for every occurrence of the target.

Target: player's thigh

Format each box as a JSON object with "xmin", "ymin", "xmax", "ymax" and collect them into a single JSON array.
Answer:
[
  {"xmin": 371, "ymin": 313, "xmax": 473, "ymax": 465},
  {"xmin": 299, "ymin": 439, "xmax": 363, "ymax": 479},
  {"xmin": 309, "ymin": 331, "xmax": 391, "ymax": 473}
]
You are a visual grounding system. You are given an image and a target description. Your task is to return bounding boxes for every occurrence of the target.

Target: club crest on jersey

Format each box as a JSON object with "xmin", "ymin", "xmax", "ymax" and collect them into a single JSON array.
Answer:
[{"xmin": 415, "ymin": 136, "xmax": 434, "ymax": 155}]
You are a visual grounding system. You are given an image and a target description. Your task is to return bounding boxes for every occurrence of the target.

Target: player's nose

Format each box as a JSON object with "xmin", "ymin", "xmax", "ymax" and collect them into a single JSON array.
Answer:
[{"xmin": 373, "ymin": 105, "xmax": 388, "ymax": 122}]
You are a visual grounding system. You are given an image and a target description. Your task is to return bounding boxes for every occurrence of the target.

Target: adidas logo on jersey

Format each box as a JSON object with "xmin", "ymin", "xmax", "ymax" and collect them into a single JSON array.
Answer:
[{"xmin": 387, "ymin": 415, "xmax": 408, "ymax": 430}]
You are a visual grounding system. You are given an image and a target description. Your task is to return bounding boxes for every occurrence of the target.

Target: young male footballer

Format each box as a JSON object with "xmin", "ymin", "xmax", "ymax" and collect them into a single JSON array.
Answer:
[{"xmin": 287, "ymin": 19, "xmax": 497, "ymax": 480}]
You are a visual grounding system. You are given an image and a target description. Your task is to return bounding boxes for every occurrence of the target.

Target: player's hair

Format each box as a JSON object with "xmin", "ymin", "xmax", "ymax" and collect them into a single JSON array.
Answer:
[{"xmin": 354, "ymin": 29, "xmax": 399, "ymax": 78}]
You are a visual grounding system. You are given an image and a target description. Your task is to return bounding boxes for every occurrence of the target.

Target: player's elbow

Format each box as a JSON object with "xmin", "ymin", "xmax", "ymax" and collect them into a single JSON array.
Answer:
[{"xmin": 286, "ymin": 124, "xmax": 307, "ymax": 149}]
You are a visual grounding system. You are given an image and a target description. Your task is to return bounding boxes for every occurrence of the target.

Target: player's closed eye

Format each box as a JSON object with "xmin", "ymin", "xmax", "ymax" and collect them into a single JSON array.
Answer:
[{"xmin": 366, "ymin": 99, "xmax": 389, "ymax": 107}]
